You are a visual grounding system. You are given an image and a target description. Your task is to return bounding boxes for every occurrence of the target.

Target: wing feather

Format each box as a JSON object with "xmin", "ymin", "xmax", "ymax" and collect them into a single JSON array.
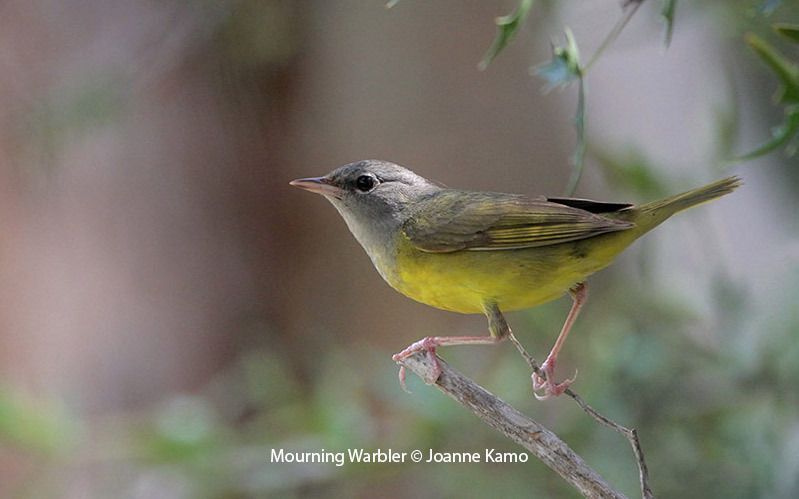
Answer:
[{"xmin": 402, "ymin": 190, "xmax": 633, "ymax": 253}]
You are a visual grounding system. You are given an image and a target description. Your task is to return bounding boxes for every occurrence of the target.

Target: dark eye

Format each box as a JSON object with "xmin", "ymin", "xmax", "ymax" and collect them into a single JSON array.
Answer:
[{"xmin": 355, "ymin": 174, "xmax": 377, "ymax": 192}]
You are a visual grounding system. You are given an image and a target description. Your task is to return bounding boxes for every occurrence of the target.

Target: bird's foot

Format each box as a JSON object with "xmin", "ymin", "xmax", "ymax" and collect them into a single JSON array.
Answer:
[
  {"xmin": 531, "ymin": 357, "xmax": 577, "ymax": 400},
  {"xmin": 392, "ymin": 337, "xmax": 444, "ymax": 392}
]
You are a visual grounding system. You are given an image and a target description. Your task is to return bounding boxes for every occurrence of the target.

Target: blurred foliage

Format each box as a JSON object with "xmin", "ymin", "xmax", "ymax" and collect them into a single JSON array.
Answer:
[
  {"xmin": 534, "ymin": 29, "xmax": 586, "ymax": 196},
  {"xmin": 761, "ymin": 0, "xmax": 783, "ymax": 16},
  {"xmin": 23, "ymin": 72, "xmax": 126, "ymax": 168},
  {"xmin": 0, "ymin": 387, "xmax": 77, "ymax": 456},
  {"xmin": 591, "ymin": 147, "xmax": 672, "ymax": 200},
  {"xmin": 661, "ymin": 0, "xmax": 678, "ymax": 47},
  {"xmin": 480, "ymin": 0, "xmax": 650, "ymax": 197},
  {"xmin": 535, "ymin": 28, "xmax": 581, "ymax": 90},
  {"xmin": 478, "ymin": 0, "xmax": 534, "ymax": 71},
  {"xmin": 734, "ymin": 26, "xmax": 799, "ymax": 160},
  {"xmin": 775, "ymin": 22, "xmax": 799, "ymax": 43}
]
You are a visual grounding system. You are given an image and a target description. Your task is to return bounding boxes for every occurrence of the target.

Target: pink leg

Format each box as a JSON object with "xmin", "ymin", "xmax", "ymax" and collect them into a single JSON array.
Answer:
[
  {"xmin": 393, "ymin": 335, "xmax": 501, "ymax": 391},
  {"xmin": 532, "ymin": 282, "xmax": 587, "ymax": 400}
]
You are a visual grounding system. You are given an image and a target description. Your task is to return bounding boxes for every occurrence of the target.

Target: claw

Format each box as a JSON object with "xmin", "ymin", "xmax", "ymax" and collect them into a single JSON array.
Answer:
[
  {"xmin": 531, "ymin": 358, "xmax": 577, "ymax": 399},
  {"xmin": 392, "ymin": 337, "xmax": 443, "ymax": 389},
  {"xmin": 398, "ymin": 366, "xmax": 411, "ymax": 393}
]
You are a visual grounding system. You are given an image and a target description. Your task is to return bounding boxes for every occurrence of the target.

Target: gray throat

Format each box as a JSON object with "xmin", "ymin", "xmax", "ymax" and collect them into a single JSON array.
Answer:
[{"xmin": 328, "ymin": 200, "xmax": 404, "ymax": 283}]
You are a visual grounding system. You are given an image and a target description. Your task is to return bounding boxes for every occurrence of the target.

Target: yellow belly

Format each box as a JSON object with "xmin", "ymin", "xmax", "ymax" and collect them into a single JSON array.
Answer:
[{"xmin": 386, "ymin": 230, "xmax": 639, "ymax": 314}]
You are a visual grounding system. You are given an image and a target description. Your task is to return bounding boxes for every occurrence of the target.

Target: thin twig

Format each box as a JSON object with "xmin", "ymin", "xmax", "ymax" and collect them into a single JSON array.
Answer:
[
  {"xmin": 508, "ymin": 333, "xmax": 655, "ymax": 499},
  {"xmin": 583, "ymin": 0, "xmax": 645, "ymax": 73},
  {"xmin": 567, "ymin": 391, "xmax": 654, "ymax": 499},
  {"xmin": 396, "ymin": 351, "xmax": 627, "ymax": 499},
  {"xmin": 563, "ymin": 75, "xmax": 586, "ymax": 196}
]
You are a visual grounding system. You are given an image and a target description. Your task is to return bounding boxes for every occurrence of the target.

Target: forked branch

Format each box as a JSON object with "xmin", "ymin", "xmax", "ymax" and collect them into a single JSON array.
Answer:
[
  {"xmin": 508, "ymin": 332, "xmax": 654, "ymax": 499},
  {"xmin": 395, "ymin": 351, "xmax": 627, "ymax": 499}
]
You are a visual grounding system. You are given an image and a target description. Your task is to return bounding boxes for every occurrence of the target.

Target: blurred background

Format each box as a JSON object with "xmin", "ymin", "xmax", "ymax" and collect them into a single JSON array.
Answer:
[{"xmin": 0, "ymin": 0, "xmax": 798, "ymax": 497}]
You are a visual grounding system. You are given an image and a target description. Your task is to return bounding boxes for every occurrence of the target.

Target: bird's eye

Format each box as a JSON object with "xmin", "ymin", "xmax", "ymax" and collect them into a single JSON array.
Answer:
[{"xmin": 355, "ymin": 174, "xmax": 377, "ymax": 192}]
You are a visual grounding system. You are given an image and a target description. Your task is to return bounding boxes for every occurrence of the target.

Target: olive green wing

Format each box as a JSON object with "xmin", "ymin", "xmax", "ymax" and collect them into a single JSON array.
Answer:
[{"xmin": 402, "ymin": 190, "xmax": 634, "ymax": 253}]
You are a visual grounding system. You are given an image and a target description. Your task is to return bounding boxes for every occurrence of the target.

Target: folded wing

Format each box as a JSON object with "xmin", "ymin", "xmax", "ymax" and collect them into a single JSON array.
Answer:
[{"xmin": 402, "ymin": 190, "xmax": 634, "ymax": 253}]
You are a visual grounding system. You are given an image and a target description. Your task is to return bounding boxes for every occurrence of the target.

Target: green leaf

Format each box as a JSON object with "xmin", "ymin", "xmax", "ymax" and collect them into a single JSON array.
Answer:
[
  {"xmin": 774, "ymin": 23, "xmax": 799, "ymax": 44},
  {"xmin": 534, "ymin": 28, "xmax": 582, "ymax": 90},
  {"xmin": 733, "ymin": 106, "xmax": 799, "ymax": 161},
  {"xmin": 661, "ymin": 0, "xmax": 678, "ymax": 47},
  {"xmin": 745, "ymin": 32, "xmax": 799, "ymax": 104},
  {"xmin": 478, "ymin": 0, "xmax": 534, "ymax": 70}
]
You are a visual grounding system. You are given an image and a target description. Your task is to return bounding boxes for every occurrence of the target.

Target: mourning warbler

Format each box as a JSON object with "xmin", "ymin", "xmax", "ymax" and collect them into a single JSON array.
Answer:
[{"xmin": 290, "ymin": 160, "xmax": 741, "ymax": 398}]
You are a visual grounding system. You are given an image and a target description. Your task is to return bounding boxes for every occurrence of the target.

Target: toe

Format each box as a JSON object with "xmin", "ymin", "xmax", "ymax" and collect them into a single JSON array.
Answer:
[
  {"xmin": 398, "ymin": 366, "xmax": 411, "ymax": 393},
  {"xmin": 531, "ymin": 372, "xmax": 546, "ymax": 391}
]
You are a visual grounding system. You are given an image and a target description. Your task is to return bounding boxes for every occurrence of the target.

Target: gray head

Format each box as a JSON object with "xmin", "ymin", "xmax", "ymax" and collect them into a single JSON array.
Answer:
[{"xmin": 290, "ymin": 160, "xmax": 441, "ymax": 260}]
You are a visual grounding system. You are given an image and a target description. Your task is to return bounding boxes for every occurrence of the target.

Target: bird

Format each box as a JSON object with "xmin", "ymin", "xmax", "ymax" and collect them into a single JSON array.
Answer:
[{"xmin": 290, "ymin": 159, "xmax": 741, "ymax": 398}]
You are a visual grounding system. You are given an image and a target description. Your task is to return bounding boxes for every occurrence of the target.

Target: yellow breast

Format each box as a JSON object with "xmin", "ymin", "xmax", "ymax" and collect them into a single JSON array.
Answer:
[{"xmin": 385, "ymin": 231, "xmax": 637, "ymax": 314}]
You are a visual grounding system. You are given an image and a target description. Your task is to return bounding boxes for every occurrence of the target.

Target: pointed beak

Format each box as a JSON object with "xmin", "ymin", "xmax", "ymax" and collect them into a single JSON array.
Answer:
[{"xmin": 289, "ymin": 176, "xmax": 342, "ymax": 197}]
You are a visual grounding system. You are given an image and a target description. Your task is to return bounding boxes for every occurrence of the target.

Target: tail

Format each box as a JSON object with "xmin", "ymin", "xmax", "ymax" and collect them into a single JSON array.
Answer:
[
  {"xmin": 640, "ymin": 176, "xmax": 741, "ymax": 215},
  {"xmin": 633, "ymin": 176, "xmax": 742, "ymax": 230}
]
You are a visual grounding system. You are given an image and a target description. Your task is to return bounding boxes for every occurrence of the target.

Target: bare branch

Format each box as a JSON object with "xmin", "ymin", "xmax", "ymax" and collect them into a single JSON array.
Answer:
[
  {"xmin": 395, "ymin": 351, "xmax": 627, "ymax": 499},
  {"xmin": 567, "ymin": 391, "xmax": 654, "ymax": 499}
]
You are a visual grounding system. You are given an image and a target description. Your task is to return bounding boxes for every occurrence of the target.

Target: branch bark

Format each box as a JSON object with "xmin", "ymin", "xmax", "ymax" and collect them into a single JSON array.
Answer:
[{"xmin": 396, "ymin": 351, "xmax": 627, "ymax": 499}]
